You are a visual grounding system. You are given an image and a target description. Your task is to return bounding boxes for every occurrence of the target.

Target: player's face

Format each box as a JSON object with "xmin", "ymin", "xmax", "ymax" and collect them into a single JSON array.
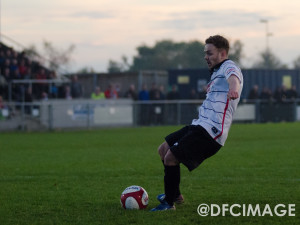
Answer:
[{"xmin": 204, "ymin": 44, "xmax": 223, "ymax": 69}]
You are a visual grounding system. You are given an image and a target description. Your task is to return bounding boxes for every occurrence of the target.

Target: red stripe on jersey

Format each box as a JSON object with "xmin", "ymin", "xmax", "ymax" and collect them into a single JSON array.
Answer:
[{"xmin": 214, "ymin": 99, "xmax": 229, "ymax": 140}]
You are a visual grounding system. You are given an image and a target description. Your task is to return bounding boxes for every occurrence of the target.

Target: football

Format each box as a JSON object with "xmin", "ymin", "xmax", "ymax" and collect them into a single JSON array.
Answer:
[{"xmin": 120, "ymin": 185, "xmax": 149, "ymax": 209}]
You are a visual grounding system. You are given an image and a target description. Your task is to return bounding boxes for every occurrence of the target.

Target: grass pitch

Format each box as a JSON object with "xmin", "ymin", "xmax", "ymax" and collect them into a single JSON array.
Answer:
[{"xmin": 0, "ymin": 123, "xmax": 299, "ymax": 225}]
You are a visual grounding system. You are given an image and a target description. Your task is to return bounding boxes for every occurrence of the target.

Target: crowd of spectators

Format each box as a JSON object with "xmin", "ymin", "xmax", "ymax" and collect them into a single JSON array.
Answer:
[
  {"xmin": 0, "ymin": 42, "xmax": 59, "ymax": 101},
  {"xmin": 91, "ymin": 83, "xmax": 187, "ymax": 101},
  {"xmin": 247, "ymin": 84, "xmax": 298, "ymax": 102},
  {"xmin": 122, "ymin": 83, "xmax": 207, "ymax": 101},
  {"xmin": 1, "ymin": 42, "xmax": 299, "ymax": 105},
  {"xmin": 88, "ymin": 82, "xmax": 300, "ymax": 103}
]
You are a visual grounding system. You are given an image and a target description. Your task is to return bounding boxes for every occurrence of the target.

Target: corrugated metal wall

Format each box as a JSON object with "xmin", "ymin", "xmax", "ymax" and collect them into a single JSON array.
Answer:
[
  {"xmin": 168, "ymin": 69, "xmax": 300, "ymax": 99},
  {"xmin": 242, "ymin": 69, "xmax": 300, "ymax": 99}
]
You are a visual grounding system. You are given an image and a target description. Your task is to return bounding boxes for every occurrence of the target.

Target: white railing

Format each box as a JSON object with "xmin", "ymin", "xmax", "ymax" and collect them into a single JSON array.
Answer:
[{"xmin": 0, "ymin": 99, "xmax": 299, "ymax": 131}]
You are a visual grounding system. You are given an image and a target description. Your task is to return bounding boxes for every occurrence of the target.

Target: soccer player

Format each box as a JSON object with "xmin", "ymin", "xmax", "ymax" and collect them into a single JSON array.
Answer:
[{"xmin": 151, "ymin": 35, "xmax": 244, "ymax": 211}]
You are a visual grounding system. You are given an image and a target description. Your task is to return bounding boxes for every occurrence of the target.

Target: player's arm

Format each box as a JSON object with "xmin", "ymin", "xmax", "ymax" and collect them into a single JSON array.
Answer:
[{"xmin": 227, "ymin": 75, "xmax": 241, "ymax": 100}]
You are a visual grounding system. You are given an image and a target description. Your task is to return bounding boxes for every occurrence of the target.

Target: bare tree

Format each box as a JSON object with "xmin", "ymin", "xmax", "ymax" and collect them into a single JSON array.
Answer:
[
  {"xmin": 24, "ymin": 40, "xmax": 75, "ymax": 74},
  {"xmin": 107, "ymin": 55, "xmax": 130, "ymax": 73},
  {"xmin": 253, "ymin": 49, "xmax": 288, "ymax": 69},
  {"xmin": 293, "ymin": 56, "xmax": 300, "ymax": 69},
  {"xmin": 229, "ymin": 40, "xmax": 244, "ymax": 66},
  {"xmin": 42, "ymin": 40, "xmax": 75, "ymax": 72}
]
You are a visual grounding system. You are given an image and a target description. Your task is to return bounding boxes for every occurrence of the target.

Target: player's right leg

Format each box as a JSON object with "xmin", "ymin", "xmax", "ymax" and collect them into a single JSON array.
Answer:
[
  {"xmin": 157, "ymin": 193, "xmax": 184, "ymax": 204},
  {"xmin": 151, "ymin": 127, "xmax": 189, "ymax": 211},
  {"xmin": 152, "ymin": 148, "xmax": 183, "ymax": 211},
  {"xmin": 156, "ymin": 145, "xmax": 184, "ymax": 204}
]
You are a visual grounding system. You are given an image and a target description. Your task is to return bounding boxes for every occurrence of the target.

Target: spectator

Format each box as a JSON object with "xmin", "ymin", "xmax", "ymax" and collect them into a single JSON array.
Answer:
[
  {"xmin": 24, "ymin": 86, "xmax": 33, "ymax": 114},
  {"xmin": 189, "ymin": 88, "xmax": 198, "ymax": 99},
  {"xmin": 0, "ymin": 50, "xmax": 5, "ymax": 65},
  {"xmin": 167, "ymin": 84, "xmax": 180, "ymax": 100},
  {"xmin": 273, "ymin": 86, "xmax": 281, "ymax": 102},
  {"xmin": 3, "ymin": 68, "xmax": 11, "ymax": 82},
  {"xmin": 104, "ymin": 84, "xmax": 118, "ymax": 99},
  {"xmin": 151, "ymin": 87, "xmax": 164, "ymax": 125},
  {"xmin": 12, "ymin": 68, "xmax": 21, "ymax": 80},
  {"xmin": 26, "ymin": 58, "xmax": 34, "ymax": 74},
  {"xmin": 282, "ymin": 85, "xmax": 288, "ymax": 99},
  {"xmin": 151, "ymin": 83, "xmax": 162, "ymax": 101},
  {"xmin": 138, "ymin": 84, "xmax": 150, "ymax": 125},
  {"xmin": 36, "ymin": 68, "xmax": 47, "ymax": 80},
  {"xmin": 152, "ymin": 88, "xmax": 161, "ymax": 101},
  {"xmin": 31, "ymin": 61, "xmax": 41, "ymax": 74},
  {"xmin": 18, "ymin": 59, "xmax": 28, "ymax": 77},
  {"xmin": 159, "ymin": 85, "xmax": 166, "ymax": 100},
  {"xmin": 274, "ymin": 85, "xmax": 287, "ymax": 102},
  {"xmin": 91, "ymin": 86, "xmax": 105, "ymax": 100},
  {"xmin": 24, "ymin": 67, "xmax": 32, "ymax": 80},
  {"xmin": 5, "ymin": 49, "xmax": 12, "ymax": 60},
  {"xmin": 149, "ymin": 83, "xmax": 158, "ymax": 100},
  {"xmin": 260, "ymin": 87, "xmax": 272, "ymax": 100},
  {"xmin": 49, "ymin": 83, "xmax": 58, "ymax": 98},
  {"xmin": 24, "ymin": 86, "xmax": 33, "ymax": 102},
  {"xmin": 0, "ymin": 95, "xmax": 5, "ymax": 109},
  {"xmin": 155, "ymin": 85, "xmax": 166, "ymax": 124},
  {"xmin": 1, "ymin": 59, "xmax": 11, "ymax": 75},
  {"xmin": 248, "ymin": 85, "xmax": 259, "ymax": 100},
  {"xmin": 49, "ymin": 71, "xmax": 57, "ymax": 79},
  {"xmin": 166, "ymin": 85, "xmax": 180, "ymax": 124},
  {"xmin": 35, "ymin": 68, "xmax": 48, "ymax": 97},
  {"xmin": 41, "ymin": 92, "xmax": 48, "ymax": 101},
  {"xmin": 286, "ymin": 85, "xmax": 298, "ymax": 99},
  {"xmin": 0, "ymin": 95, "xmax": 10, "ymax": 120},
  {"xmin": 64, "ymin": 85, "xmax": 72, "ymax": 100},
  {"xmin": 11, "ymin": 49, "xmax": 19, "ymax": 60},
  {"xmin": 10, "ymin": 59, "xmax": 19, "ymax": 75},
  {"xmin": 70, "ymin": 75, "xmax": 83, "ymax": 98},
  {"xmin": 115, "ymin": 83, "xmax": 121, "ymax": 97},
  {"xmin": 0, "ymin": 71, "xmax": 7, "ymax": 98},
  {"xmin": 124, "ymin": 84, "xmax": 138, "ymax": 100},
  {"xmin": 138, "ymin": 84, "xmax": 149, "ymax": 101},
  {"xmin": 47, "ymin": 71, "xmax": 58, "ymax": 98},
  {"xmin": 198, "ymin": 85, "xmax": 207, "ymax": 100}
]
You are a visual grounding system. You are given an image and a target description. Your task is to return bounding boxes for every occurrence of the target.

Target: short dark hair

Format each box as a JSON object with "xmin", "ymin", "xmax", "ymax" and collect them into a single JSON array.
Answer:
[{"xmin": 205, "ymin": 35, "xmax": 229, "ymax": 54}]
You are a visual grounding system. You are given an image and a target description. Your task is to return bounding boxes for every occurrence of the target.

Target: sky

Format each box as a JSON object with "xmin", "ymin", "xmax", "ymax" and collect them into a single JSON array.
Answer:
[{"xmin": 2, "ymin": 0, "xmax": 300, "ymax": 73}]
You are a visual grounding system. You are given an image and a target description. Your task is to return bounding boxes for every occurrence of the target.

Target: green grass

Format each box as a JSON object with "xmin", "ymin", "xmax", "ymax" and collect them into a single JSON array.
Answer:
[{"xmin": 0, "ymin": 123, "xmax": 299, "ymax": 225}]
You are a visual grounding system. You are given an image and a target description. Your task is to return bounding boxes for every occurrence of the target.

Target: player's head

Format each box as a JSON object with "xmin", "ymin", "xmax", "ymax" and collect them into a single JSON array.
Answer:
[{"xmin": 204, "ymin": 35, "xmax": 229, "ymax": 69}]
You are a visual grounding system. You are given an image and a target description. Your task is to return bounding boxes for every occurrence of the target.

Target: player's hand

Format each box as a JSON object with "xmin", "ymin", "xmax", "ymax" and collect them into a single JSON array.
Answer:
[{"xmin": 227, "ymin": 90, "xmax": 239, "ymax": 100}]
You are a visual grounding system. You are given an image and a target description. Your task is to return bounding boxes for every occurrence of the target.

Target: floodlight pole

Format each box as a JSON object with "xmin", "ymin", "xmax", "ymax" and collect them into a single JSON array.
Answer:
[{"xmin": 260, "ymin": 19, "xmax": 273, "ymax": 51}]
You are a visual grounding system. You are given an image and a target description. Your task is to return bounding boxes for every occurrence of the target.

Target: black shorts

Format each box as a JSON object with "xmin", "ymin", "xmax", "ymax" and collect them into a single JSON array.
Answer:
[{"xmin": 165, "ymin": 125, "xmax": 222, "ymax": 171}]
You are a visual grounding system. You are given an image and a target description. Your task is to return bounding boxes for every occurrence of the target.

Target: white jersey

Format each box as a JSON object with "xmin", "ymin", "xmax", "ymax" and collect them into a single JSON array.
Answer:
[{"xmin": 192, "ymin": 59, "xmax": 243, "ymax": 146}]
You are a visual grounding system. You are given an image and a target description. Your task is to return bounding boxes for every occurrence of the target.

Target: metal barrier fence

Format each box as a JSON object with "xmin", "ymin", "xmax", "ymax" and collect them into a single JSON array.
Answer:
[{"xmin": 0, "ymin": 99, "xmax": 299, "ymax": 131}]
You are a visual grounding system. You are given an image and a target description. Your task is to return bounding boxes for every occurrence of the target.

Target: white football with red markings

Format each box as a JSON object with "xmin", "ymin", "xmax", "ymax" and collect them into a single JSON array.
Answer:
[{"xmin": 120, "ymin": 185, "xmax": 148, "ymax": 209}]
